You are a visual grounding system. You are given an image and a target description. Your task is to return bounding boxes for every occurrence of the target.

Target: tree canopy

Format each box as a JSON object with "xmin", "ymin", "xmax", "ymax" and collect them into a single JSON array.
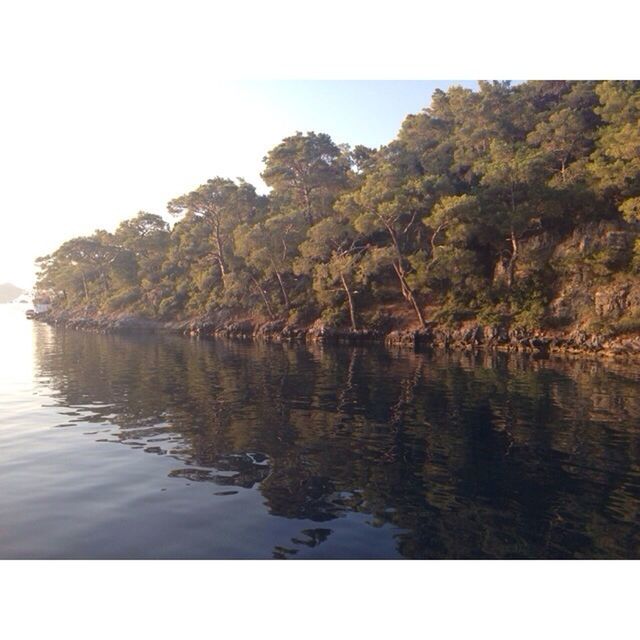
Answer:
[{"xmin": 37, "ymin": 82, "xmax": 640, "ymax": 333}]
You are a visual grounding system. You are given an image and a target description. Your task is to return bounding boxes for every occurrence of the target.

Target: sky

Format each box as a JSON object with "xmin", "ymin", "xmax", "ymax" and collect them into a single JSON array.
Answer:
[{"xmin": 0, "ymin": 74, "xmax": 477, "ymax": 289}]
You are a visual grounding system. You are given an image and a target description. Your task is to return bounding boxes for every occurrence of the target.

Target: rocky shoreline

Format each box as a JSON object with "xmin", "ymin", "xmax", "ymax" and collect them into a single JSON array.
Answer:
[{"xmin": 35, "ymin": 308, "xmax": 640, "ymax": 360}]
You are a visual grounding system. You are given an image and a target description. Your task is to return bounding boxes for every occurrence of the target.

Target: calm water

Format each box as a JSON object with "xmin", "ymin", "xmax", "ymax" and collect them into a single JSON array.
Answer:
[{"xmin": 1, "ymin": 303, "xmax": 639, "ymax": 559}]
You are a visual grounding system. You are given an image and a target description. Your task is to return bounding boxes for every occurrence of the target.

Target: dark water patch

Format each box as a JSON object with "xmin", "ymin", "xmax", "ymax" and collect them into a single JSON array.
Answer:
[{"xmin": 1, "ymin": 312, "xmax": 640, "ymax": 558}]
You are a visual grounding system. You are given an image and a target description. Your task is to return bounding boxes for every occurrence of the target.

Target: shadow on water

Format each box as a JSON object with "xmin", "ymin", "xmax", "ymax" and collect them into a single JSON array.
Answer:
[{"xmin": 33, "ymin": 324, "xmax": 640, "ymax": 558}]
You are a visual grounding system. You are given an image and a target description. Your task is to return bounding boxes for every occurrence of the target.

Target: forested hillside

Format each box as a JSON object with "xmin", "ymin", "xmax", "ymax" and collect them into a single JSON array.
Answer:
[{"xmin": 36, "ymin": 81, "xmax": 640, "ymax": 341}]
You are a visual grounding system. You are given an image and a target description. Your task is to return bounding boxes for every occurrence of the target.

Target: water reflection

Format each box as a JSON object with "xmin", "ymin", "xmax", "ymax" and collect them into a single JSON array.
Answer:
[{"xmin": 33, "ymin": 325, "xmax": 640, "ymax": 558}]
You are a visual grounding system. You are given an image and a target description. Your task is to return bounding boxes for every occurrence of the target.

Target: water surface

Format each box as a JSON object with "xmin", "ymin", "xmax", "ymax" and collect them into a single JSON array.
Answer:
[{"xmin": 1, "ymin": 303, "xmax": 639, "ymax": 558}]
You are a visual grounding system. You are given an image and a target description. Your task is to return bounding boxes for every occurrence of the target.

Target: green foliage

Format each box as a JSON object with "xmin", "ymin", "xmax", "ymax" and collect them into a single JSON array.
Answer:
[
  {"xmin": 105, "ymin": 287, "xmax": 142, "ymax": 312},
  {"xmin": 363, "ymin": 309, "xmax": 395, "ymax": 333},
  {"xmin": 610, "ymin": 311, "xmax": 640, "ymax": 336},
  {"xmin": 319, "ymin": 305, "xmax": 348, "ymax": 328},
  {"xmin": 431, "ymin": 295, "xmax": 476, "ymax": 326},
  {"xmin": 512, "ymin": 296, "xmax": 547, "ymax": 330},
  {"xmin": 620, "ymin": 197, "xmax": 640, "ymax": 223},
  {"xmin": 261, "ymin": 131, "xmax": 350, "ymax": 226},
  {"xmin": 476, "ymin": 307, "xmax": 504, "ymax": 327},
  {"xmin": 36, "ymin": 82, "xmax": 640, "ymax": 335},
  {"xmin": 593, "ymin": 310, "xmax": 640, "ymax": 337},
  {"xmin": 632, "ymin": 239, "xmax": 640, "ymax": 273}
]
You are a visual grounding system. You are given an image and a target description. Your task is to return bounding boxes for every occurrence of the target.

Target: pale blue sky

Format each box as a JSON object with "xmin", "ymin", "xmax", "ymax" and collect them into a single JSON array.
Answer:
[{"xmin": 235, "ymin": 81, "xmax": 479, "ymax": 153}]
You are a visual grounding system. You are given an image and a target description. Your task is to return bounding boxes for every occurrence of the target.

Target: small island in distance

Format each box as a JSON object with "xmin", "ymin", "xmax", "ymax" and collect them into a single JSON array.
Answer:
[
  {"xmin": 0, "ymin": 283, "xmax": 25, "ymax": 304},
  {"xmin": 33, "ymin": 81, "xmax": 640, "ymax": 358}
]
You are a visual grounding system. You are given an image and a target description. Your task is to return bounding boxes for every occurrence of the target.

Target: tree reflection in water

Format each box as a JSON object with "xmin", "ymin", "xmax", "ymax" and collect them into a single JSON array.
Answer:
[{"xmin": 35, "ymin": 325, "xmax": 640, "ymax": 558}]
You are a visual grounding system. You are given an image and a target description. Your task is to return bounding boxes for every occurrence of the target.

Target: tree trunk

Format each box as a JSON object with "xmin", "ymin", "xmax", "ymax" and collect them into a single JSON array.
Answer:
[
  {"xmin": 216, "ymin": 257, "xmax": 226, "ymax": 282},
  {"xmin": 100, "ymin": 269, "xmax": 110, "ymax": 294},
  {"xmin": 379, "ymin": 217, "xmax": 426, "ymax": 328},
  {"xmin": 506, "ymin": 227, "xmax": 519, "ymax": 289},
  {"xmin": 392, "ymin": 261, "xmax": 426, "ymax": 328},
  {"xmin": 250, "ymin": 274, "xmax": 275, "ymax": 320},
  {"xmin": 274, "ymin": 268, "xmax": 289, "ymax": 310},
  {"xmin": 81, "ymin": 271, "xmax": 89, "ymax": 302},
  {"xmin": 340, "ymin": 273, "xmax": 358, "ymax": 331},
  {"xmin": 427, "ymin": 221, "xmax": 448, "ymax": 271},
  {"xmin": 214, "ymin": 221, "xmax": 227, "ymax": 279}
]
